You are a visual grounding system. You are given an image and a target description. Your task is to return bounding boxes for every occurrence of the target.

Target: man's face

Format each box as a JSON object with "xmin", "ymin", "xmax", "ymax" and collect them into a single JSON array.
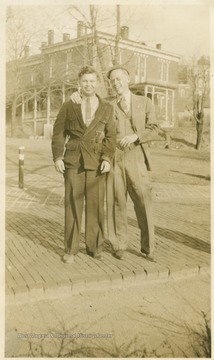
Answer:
[
  {"xmin": 109, "ymin": 69, "xmax": 130, "ymax": 95},
  {"xmin": 79, "ymin": 73, "xmax": 99, "ymax": 97}
]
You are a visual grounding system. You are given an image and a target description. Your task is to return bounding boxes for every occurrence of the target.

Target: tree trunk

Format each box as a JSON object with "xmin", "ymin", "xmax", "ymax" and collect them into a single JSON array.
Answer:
[{"xmin": 196, "ymin": 118, "xmax": 204, "ymax": 150}]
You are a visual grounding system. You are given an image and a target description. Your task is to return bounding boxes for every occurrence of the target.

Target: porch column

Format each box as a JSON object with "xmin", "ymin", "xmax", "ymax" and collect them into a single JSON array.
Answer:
[
  {"xmin": 62, "ymin": 83, "xmax": 65, "ymax": 103},
  {"xmin": 152, "ymin": 86, "xmax": 155, "ymax": 105},
  {"xmin": 165, "ymin": 89, "xmax": 168, "ymax": 122},
  {"xmin": 172, "ymin": 90, "xmax": 175, "ymax": 126},
  {"xmin": 144, "ymin": 84, "xmax": 148, "ymax": 97},
  {"xmin": 47, "ymin": 86, "xmax": 50, "ymax": 125}
]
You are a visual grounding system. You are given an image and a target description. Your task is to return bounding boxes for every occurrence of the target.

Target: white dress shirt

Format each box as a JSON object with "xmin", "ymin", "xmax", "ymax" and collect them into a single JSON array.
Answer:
[{"xmin": 81, "ymin": 95, "xmax": 99, "ymax": 125}]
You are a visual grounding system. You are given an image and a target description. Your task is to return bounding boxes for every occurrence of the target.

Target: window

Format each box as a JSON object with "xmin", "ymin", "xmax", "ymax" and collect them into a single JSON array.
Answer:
[
  {"xmin": 162, "ymin": 62, "xmax": 168, "ymax": 81},
  {"xmin": 159, "ymin": 59, "xmax": 169, "ymax": 82},
  {"xmin": 65, "ymin": 50, "xmax": 73, "ymax": 76},
  {"xmin": 135, "ymin": 54, "xmax": 146, "ymax": 82},
  {"xmin": 140, "ymin": 56, "xmax": 146, "ymax": 80},
  {"xmin": 135, "ymin": 55, "xmax": 139, "ymax": 78},
  {"xmin": 179, "ymin": 88, "xmax": 185, "ymax": 98}
]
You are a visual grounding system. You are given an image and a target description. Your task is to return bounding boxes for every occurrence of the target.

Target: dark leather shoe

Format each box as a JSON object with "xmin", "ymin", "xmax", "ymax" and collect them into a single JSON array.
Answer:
[
  {"xmin": 114, "ymin": 250, "xmax": 125, "ymax": 260},
  {"xmin": 141, "ymin": 251, "xmax": 156, "ymax": 263}
]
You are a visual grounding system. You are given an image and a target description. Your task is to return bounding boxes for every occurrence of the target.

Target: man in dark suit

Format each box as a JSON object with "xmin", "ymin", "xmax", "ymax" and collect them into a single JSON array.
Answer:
[
  {"xmin": 70, "ymin": 65, "xmax": 158, "ymax": 262},
  {"xmin": 52, "ymin": 66, "xmax": 116, "ymax": 263}
]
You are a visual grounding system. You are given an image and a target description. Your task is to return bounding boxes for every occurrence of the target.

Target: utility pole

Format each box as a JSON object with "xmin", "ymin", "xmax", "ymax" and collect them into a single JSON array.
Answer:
[{"xmin": 114, "ymin": 5, "xmax": 120, "ymax": 65}]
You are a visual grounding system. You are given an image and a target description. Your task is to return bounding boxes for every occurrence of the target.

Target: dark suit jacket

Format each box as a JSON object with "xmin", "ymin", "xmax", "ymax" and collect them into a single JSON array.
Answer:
[
  {"xmin": 52, "ymin": 96, "xmax": 116, "ymax": 170},
  {"xmin": 108, "ymin": 93, "xmax": 159, "ymax": 171}
]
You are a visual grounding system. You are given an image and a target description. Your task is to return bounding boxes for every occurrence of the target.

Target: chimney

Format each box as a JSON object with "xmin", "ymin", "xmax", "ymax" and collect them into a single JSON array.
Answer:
[
  {"xmin": 48, "ymin": 30, "xmax": 54, "ymax": 45},
  {"xmin": 156, "ymin": 43, "xmax": 162, "ymax": 50},
  {"xmin": 24, "ymin": 45, "xmax": 29, "ymax": 58},
  {"xmin": 63, "ymin": 33, "xmax": 70, "ymax": 42},
  {"xmin": 120, "ymin": 26, "xmax": 129, "ymax": 40},
  {"xmin": 41, "ymin": 41, "xmax": 47, "ymax": 48},
  {"xmin": 77, "ymin": 21, "xmax": 85, "ymax": 37}
]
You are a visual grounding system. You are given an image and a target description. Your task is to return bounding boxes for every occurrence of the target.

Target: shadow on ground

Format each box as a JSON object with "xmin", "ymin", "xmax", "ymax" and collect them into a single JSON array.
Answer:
[
  {"xmin": 171, "ymin": 170, "xmax": 210, "ymax": 181},
  {"xmin": 155, "ymin": 226, "xmax": 211, "ymax": 254},
  {"xmin": 127, "ymin": 217, "xmax": 210, "ymax": 254},
  {"xmin": 6, "ymin": 211, "xmax": 65, "ymax": 257}
]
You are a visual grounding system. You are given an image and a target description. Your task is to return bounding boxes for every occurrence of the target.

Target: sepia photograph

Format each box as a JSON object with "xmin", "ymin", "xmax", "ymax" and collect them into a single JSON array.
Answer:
[{"xmin": 3, "ymin": 0, "xmax": 212, "ymax": 358}]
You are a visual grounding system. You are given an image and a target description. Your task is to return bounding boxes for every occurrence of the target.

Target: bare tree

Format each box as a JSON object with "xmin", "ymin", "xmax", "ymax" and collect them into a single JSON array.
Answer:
[
  {"xmin": 66, "ymin": 5, "xmax": 121, "ymax": 94},
  {"xmin": 6, "ymin": 7, "xmax": 44, "ymax": 136},
  {"xmin": 186, "ymin": 56, "xmax": 210, "ymax": 150}
]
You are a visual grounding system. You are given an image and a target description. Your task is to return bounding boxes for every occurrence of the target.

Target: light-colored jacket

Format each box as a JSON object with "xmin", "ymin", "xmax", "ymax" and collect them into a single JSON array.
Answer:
[{"xmin": 108, "ymin": 92, "xmax": 159, "ymax": 171}]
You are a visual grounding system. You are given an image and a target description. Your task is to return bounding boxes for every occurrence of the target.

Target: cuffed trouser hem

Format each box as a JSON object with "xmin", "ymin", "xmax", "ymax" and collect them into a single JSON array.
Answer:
[
  {"xmin": 141, "ymin": 248, "xmax": 154, "ymax": 255},
  {"xmin": 64, "ymin": 248, "xmax": 79, "ymax": 256}
]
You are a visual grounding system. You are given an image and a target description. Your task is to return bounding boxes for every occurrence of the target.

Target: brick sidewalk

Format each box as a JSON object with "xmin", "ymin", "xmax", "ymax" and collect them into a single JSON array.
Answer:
[{"xmin": 5, "ymin": 139, "xmax": 211, "ymax": 303}]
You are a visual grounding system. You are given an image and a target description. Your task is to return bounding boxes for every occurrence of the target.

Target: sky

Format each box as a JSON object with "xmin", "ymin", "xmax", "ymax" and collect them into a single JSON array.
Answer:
[{"xmin": 5, "ymin": 1, "xmax": 212, "ymax": 61}]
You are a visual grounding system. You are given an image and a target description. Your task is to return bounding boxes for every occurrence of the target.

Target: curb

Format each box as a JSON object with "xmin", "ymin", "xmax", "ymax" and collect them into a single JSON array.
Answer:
[{"xmin": 6, "ymin": 264, "xmax": 210, "ymax": 305}]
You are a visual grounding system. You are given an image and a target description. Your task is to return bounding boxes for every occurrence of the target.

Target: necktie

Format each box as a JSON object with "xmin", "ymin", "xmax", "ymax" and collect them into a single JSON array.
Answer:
[
  {"xmin": 85, "ymin": 97, "xmax": 91, "ymax": 127},
  {"xmin": 119, "ymin": 96, "xmax": 128, "ymax": 114}
]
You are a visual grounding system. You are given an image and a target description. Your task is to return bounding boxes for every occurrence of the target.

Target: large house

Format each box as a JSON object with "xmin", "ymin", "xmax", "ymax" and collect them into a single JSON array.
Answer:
[{"xmin": 6, "ymin": 21, "xmax": 181, "ymax": 137}]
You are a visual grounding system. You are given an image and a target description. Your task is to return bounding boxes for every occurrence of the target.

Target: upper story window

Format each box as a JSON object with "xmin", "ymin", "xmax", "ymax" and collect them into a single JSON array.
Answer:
[
  {"xmin": 159, "ymin": 59, "xmax": 169, "ymax": 82},
  {"xmin": 135, "ymin": 54, "xmax": 146, "ymax": 82},
  {"xmin": 48, "ymin": 53, "xmax": 56, "ymax": 79},
  {"xmin": 179, "ymin": 88, "xmax": 185, "ymax": 97},
  {"xmin": 66, "ymin": 50, "xmax": 73, "ymax": 76}
]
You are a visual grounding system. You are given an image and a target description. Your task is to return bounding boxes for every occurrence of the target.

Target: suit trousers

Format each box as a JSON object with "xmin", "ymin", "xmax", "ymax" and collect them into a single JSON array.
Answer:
[
  {"xmin": 107, "ymin": 145, "xmax": 155, "ymax": 254},
  {"xmin": 64, "ymin": 167, "xmax": 106, "ymax": 256}
]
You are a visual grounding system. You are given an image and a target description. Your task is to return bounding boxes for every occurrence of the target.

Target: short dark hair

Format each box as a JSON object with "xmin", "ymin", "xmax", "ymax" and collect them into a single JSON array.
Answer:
[
  {"xmin": 78, "ymin": 66, "xmax": 100, "ymax": 80},
  {"xmin": 107, "ymin": 65, "xmax": 130, "ymax": 79}
]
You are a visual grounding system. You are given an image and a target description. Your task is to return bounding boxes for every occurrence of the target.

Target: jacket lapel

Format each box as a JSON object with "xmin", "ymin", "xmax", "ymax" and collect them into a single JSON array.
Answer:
[{"xmin": 71, "ymin": 101, "xmax": 86, "ymax": 130}]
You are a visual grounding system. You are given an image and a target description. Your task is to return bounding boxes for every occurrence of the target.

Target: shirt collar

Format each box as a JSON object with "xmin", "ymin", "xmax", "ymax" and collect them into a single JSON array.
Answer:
[
  {"xmin": 82, "ymin": 94, "xmax": 98, "ymax": 102},
  {"xmin": 117, "ymin": 90, "xmax": 131, "ymax": 104}
]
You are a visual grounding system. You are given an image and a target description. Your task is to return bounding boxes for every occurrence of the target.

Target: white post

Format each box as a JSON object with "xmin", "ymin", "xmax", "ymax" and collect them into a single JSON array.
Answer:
[{"xmin": 18, "ymin": 146, "xmax": 25, "ymax": 189}]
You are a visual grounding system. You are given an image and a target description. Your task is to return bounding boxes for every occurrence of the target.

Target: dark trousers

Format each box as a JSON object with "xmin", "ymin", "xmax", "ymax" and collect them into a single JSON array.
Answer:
[
  {"xmin": 64, "ymin": 167, "xmax": 106, "ymax": 255},
  {"xmin": 107, "ymin": 146, "xmax": 155, "ymax": 254}
]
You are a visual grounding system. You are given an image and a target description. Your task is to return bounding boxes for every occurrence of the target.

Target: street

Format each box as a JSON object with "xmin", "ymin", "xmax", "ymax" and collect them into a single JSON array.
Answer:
[{"xmin": 5, "ymin": 272, "xmax": 211, "ymax": 358}]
